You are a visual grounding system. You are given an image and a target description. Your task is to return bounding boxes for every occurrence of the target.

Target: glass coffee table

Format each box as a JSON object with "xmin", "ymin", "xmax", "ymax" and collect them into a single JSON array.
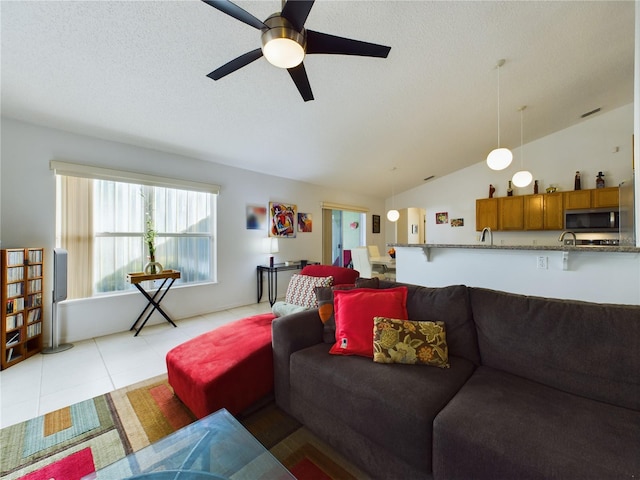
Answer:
[{"xmin": 83, "ymin": 409, "xmax": 294, "ymax": 480}]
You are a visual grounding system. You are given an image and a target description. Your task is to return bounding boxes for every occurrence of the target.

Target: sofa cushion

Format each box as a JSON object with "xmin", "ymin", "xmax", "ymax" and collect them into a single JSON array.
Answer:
[
  {"xmin": 271, "ymin": 301, "xmax": 308, "ymax": 317},
  {"xmin": 284, "ymin": 274, "xmax": 333, "ymax": 308},
  {"xmin": 433, "ymin": 366, "xmax": 640, "ymax": 479},
  {"xmin": 300, "ymin": 265, "xmax": 359, "ymax": 285},
  {"xmin": 329, "ymin": 286, "xmax": 408, "ymax": 357},
  {"xmin": 373, "ymin": 317, "xmax": 450, "ymax": 368},
  {"xmin": 315, "ymin": 277, "xmax": 382, "ymax": 344},
  {"xmin": 469, "ymin": 287, "xmax": 640, "ymax": 410},
  {"xmin": 290, "ymin": 343, "xmax": 476, "ymax": 475},
  {"xmin": 379, "ymin": 281, "xmax": 480, "ymax": 365}
]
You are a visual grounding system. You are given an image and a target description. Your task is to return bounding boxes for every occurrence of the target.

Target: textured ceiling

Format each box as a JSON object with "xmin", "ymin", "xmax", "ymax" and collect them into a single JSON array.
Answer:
[{"xmin": 1, "ymin": 1, "xmax": 635, "ymax": 198}]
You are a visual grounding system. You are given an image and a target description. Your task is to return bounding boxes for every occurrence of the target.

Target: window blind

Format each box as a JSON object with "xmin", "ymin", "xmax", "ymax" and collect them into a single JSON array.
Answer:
[{"xmin": 50, "ymin": 160, "xmax": 220, "ymax": 195}]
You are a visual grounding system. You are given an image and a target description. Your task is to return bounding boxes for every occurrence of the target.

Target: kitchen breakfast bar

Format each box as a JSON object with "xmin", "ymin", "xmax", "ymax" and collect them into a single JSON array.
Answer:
[{"xmin": 390, "ymin": 243, "xmax": 640, "ymax": 306}]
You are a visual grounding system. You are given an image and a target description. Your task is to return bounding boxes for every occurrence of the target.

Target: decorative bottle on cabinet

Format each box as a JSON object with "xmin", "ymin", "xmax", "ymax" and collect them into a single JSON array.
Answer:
[
  {"xmin": 596, "ymin": 172, "xmax": 605, "ymax": 189},
  {"xmin": 574, "ymin": 171, "xmax": 581, "ymax": 190},
  {"xmin": 507, "ymin": 180, "xmax": 513, "ymax": 196},
  {"xmin": 533, "ymin": 180, "xmax": 539, "ymax": 194}
]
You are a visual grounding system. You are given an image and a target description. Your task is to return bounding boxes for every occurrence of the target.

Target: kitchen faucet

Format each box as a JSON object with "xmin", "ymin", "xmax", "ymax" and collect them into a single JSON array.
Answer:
[
  {"xmin": 559, "ymin": 230, "xmax": 577, "ymax": 246},
  {"xmin": 480, "ymin": 227, "xmax": 493, "ymax": 246}
]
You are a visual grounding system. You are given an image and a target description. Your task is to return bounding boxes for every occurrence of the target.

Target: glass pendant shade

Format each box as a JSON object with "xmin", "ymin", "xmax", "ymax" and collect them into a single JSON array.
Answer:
[
  {"xmin": 512, "ymin": 170, "xmax": 533, "ymax": 187},
  {"xmin": 486, "ymin": 147, "xmax": 513, "ymax": 171},
  {"xmin": 387, "ymin": 209, "xmax": 400, "ymax": 222}
]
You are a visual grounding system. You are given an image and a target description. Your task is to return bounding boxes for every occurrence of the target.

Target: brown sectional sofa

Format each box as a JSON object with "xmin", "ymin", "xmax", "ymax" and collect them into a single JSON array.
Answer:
[{"xmin": 272, "ymin": 281, "xmax": 640, "ymax": 479}]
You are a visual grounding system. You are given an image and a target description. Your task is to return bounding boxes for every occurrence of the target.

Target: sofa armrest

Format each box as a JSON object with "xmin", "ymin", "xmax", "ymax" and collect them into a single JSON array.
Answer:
[{"xmin": 272, "ymin": 308, "xmax": 324, "ymax": 414}]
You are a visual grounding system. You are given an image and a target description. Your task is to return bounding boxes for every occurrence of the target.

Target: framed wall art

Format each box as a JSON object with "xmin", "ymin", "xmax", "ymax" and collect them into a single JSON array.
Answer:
[
  {"xmin": 436, "ymin": 212, "xmax": 449, "ymax": 224},
  {"xmin": 246, "ymin": 204, "xmax": 267, "ymax": 230},
  {"xmin": 298, "ymin": 212, "xmax": 312, "ymax": 232},
  {"xmin": 372, "ymin": 214, "xmax": 380, "ymax": 234},
  {"xmin": 269, "ymin": 202, "xmax": 297, "ymax": 237}
]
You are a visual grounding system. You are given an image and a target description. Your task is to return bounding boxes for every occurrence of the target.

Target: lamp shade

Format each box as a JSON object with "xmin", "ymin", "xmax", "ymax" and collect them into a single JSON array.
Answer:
[
  {"xmin": 512, "ymin": 170, "xmax": 533, "ymax": 188},
  {"xmin": 263, "ymin": 237, "xmax": 279, "ymax": 254},
  {"xmin": 387, "ymin": 209, "xmax": 400, "ymax": 222},
  {"xmin": 486, "ymin": 147, "xmax": 513, "ymax": 171}
]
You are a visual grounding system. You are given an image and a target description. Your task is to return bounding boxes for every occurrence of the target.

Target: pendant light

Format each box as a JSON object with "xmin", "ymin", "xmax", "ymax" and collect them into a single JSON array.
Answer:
[
  {"xmin": 486, "ymin": 59, "xmax": 513, "ymax": 171},
  {"xmin": 512, "ymin": 105, "xmax": 533, "ymax": 187},
  {"xmin": 386, "ymin": 167, "xmax": 399, "ymax": 222}
]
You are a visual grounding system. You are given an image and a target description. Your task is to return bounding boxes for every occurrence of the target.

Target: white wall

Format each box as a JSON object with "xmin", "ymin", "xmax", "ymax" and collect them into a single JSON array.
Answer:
[
  {"xmin": 386, "ymin": 103, "xmax": 635, "ymax": 247},
  {"xmin": 396, "ymin": 246, "xmax": 640, "ymax": 306},
  {"xmin": 0, "ymin": 118, "xmax": 386, "ymax": 342}
]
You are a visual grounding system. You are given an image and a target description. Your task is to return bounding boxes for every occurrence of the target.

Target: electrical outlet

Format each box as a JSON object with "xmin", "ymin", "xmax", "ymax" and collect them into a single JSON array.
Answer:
[{"xmin": 537, "ymin": 256, "xmax": 548, "ymax": 269}]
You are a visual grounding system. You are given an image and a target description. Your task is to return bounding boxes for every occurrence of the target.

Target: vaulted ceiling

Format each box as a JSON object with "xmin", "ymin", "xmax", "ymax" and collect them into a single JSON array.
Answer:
[{"xmin": 1, "ymin": 1, "xmax": 635, "ymax": 197}]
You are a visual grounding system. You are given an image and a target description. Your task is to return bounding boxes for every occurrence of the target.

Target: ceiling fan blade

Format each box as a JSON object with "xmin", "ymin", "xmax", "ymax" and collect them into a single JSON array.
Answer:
[
  {"xmin": 306, "ymin": 30, "xmax": 391, "ymax": 58},
  {"xmin": 288, "ymin": 63, "xmax": 314, "ymax": 102},
  {"xmin": 281, "ymin": 0, "xmax": 315, "ymax": 32},
  {"xmin": 207, "ymin": 48, "xmax": 263, "ymax": 80},
  {"xmin": 201, "ymin": 0, "xmax": 266, "ymax": 30}
]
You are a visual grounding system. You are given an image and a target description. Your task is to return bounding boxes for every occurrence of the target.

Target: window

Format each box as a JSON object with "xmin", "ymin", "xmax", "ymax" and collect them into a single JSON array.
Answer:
[{"xmin": 52, "ymin": 161, "xmax": 218, "ymax": 299}]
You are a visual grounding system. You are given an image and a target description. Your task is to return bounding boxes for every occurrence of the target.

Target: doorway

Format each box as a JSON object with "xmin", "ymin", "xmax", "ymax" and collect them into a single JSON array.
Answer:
[{"xmin": 322, "ymin": 208, "xmax": 365, "ymax": 266}]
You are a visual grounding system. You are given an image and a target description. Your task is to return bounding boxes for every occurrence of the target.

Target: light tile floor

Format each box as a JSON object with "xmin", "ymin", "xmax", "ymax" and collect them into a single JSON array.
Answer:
[{"xmin": 0, "ymin": 302, "xmax": 272, "ymax": 428}]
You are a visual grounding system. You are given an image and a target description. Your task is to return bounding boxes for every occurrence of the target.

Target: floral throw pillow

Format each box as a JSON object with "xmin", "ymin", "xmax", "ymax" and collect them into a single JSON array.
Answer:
[{"xmin": 373, "ymin": 317, "xmax": 450, "ymax": 368}]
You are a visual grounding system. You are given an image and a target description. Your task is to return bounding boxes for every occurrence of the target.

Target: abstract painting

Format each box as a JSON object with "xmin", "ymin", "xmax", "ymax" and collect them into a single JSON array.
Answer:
[
  {"xmin": 246, "ymin": 204, "xmax": 267, "ymax": 230},
  {"xmin": 298, "ymin": 213, "xmax": 312, "ymax": 232},
  {"xmin": 269, "ymin": 202, "xmax": 297, "ymax": 237}
]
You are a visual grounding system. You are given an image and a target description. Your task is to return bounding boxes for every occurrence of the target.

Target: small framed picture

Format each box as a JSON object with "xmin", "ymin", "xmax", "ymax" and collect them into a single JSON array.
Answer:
[
  {"xmin": 372, "ymin": 214, "xmax": 381, "ymax": 234},
  {"xmin": 436, "ymin": 212, "xmax": 449, "ymax": 224}
]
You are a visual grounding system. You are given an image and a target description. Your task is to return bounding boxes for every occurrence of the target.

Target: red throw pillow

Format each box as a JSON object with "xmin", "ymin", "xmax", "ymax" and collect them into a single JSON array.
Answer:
[{"xmin": 330, "ymin": 287, "xmax": 408, "ymax": 357}]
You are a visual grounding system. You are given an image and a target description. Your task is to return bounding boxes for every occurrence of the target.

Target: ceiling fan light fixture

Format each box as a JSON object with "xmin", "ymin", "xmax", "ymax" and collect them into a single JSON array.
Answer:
[{"xmin": 261, "ymin": 16, "xmax": 306, "ymax": 69}]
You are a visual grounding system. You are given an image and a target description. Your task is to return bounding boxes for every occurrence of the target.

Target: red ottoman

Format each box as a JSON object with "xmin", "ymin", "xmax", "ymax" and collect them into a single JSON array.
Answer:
[{"xmin": 166, "ymin": 312, "xmax": 276, "ymax": 418}]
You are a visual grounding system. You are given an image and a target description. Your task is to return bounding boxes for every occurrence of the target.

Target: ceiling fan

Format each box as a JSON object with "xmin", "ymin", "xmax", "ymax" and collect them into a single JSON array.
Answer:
[{"xmin": 202, "ymin": 0, "xmax": 391, "ymax": 101}]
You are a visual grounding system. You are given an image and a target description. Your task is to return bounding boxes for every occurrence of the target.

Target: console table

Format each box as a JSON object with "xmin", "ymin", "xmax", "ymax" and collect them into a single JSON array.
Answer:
[
  {"xmin": 126, "ymin": 270, "xmax": 180, "ymax": 336},
  {"xmin": 257, "ymin": 262, "xmax": 316, "ymax": 306}
]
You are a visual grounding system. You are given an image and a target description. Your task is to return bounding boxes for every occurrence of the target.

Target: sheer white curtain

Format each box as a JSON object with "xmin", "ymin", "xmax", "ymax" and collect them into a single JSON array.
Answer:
[{"xmin": 58, "ymin": 175, "xmax": 93, "ymax": 299}]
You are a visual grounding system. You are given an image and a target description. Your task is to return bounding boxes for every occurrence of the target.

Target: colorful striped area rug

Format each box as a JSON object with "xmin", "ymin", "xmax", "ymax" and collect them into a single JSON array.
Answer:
[{"xmin": 1, "ymin": 374, "xmax": 368, "ymax": 480}]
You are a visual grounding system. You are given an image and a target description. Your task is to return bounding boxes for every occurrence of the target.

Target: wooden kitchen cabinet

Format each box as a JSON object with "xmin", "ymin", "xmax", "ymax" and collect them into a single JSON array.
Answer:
[
  {"xmin": 543, "ymin": 192, "xmax": 564, "ymax": 229},
  {"xmin": 564, "ymin": 187, "xmax": 618, "ymax": 210},
  {"xmin": 499, "ymin": 196, "xmax": 524, "ymax": 230},
  {"xmin": 564, "ymin": 190, "xmax": 592, "ymax": 210},
  {"xmin": 592, "ymin": 187, "xmax": 619, "ymax": 208},
  {"xmin": 524, "ymin": 195, "xmax": 544, "ymax": 230},
  {"xmin": 476, "ymin": 198, "xmax": 498, "ymax": 231},
  {"xmin": 524, "ymin": 193, "xmax": 564, "ymax": 230},
  {"xmin": 476, "ymin": 187, "xmax": 615, "ymax": 232}
]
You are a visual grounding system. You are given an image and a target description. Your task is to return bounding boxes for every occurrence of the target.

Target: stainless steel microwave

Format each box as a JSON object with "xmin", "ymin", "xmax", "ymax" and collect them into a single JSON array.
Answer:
[{"xmin": 564, "ymin": 208, "xmax": 619, "ymax": 232}]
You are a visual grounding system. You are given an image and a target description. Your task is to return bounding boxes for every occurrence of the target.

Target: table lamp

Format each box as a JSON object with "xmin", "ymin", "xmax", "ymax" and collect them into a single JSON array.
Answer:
[{"xmin": 263, "ymin": 237, "xmax": 279, "ymax": 267}]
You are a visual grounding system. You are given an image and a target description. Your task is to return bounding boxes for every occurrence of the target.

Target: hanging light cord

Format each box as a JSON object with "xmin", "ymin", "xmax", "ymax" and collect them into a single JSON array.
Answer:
[
  {"xmin": 496, "ymin": 63, "xmax": 501, "ymax": 148},
  {"xmin": 520, "ymin": 106, "xmax": 524, "ymax": 167},
  {"xmin": 391, "ymin": 167, "xmax": 396, "ymax": 208}
]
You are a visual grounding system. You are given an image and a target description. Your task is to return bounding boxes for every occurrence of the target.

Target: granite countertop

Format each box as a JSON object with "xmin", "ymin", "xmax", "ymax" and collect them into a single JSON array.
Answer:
[{"xmin": 390, "ymin": 243, "xmax": 640, "ymax": 253}]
